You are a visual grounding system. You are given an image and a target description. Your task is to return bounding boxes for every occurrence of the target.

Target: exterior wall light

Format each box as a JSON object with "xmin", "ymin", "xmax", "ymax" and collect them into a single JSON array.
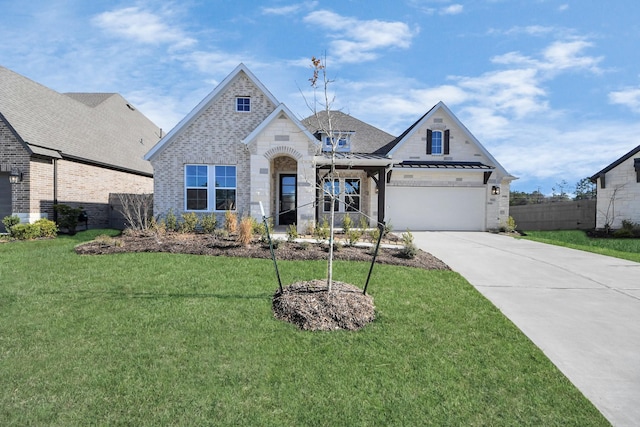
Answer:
[
  {"xmin": 491, "ymin": 185, "xmax": 500, "ymax": 195},
  {"xmin": 9, "ymin": 168, "xmax": 22, "ymax": 184}
]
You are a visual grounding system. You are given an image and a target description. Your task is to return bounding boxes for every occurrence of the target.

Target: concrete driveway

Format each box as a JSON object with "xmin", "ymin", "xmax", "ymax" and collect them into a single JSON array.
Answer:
[{"xmin": 412, "ymin": 232, "xmax": 640, "ymax": 427}]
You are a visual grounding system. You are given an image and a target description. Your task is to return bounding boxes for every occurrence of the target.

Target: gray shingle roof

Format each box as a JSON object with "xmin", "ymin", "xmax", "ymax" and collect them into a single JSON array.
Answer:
[
  {"xmin": 0, "ymin": 65, "xmax": 159, "ymax": 175},
  {"xmin": 301, "ymin": 110, "xmax": 396, "ymax": 154}
]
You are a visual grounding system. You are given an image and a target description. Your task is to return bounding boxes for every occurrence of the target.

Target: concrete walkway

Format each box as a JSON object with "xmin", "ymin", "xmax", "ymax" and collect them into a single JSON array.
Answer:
[{"xmin": 412, "ymin": 232, "xmax": 640, "ymax": 427}]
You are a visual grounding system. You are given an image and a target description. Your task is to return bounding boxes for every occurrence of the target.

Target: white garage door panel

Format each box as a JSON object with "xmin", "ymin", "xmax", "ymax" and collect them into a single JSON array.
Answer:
[{"xmin": 386, "ymin": 186, "xmax": 485, "ymax": 231}]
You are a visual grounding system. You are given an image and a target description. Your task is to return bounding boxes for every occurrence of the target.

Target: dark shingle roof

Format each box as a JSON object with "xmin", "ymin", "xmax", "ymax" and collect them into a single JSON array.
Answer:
[
  {"xmin": 301, "ymin": 110, "xmax": 395, "ymax": 154},
  {"xmin": 590, "ymin": 144, "xmax": 640, "ymax": 182},
  {"xmin": 0, "ymin": 65, "xmax": 159, "ymax": 175},
  {"xmin": 373, "ymin": 105, "xmax": 437, "ymax": 155}
]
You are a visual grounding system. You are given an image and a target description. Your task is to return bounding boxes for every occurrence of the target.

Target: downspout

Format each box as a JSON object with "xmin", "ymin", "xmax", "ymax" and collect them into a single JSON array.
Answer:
[{"xmin": 53, "ymin": 158, "xmax": 58, "ymax": 223}]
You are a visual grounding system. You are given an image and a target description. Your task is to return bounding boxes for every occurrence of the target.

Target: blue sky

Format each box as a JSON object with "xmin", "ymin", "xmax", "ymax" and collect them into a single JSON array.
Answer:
[{"xmin": 2, "ymin": 0, "xmax": 640, "ymax": 194}]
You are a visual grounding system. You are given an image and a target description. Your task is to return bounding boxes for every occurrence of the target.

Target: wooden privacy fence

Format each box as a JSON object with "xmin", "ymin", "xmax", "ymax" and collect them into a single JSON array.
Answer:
[{"xmin": 510, "ymin": 200, "xmax": 596, "ymax": 231}]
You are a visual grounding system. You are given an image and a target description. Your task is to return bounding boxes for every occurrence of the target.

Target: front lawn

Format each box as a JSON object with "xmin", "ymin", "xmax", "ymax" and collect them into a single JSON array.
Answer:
[
  {"xmin": 522, "ymin": 230, "xmax": 640, "ymax": 263},
  {"xmin": 0, "ymin": 230, "xmax": 608, "ymax": 426}
]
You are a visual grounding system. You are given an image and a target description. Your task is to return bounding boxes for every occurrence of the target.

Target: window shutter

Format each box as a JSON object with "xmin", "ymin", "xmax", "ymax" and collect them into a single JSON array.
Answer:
[
  {"xmin": 444, "ymin": 130, "xmax": 450, "ymax": 154},
  {"xmin": 426, "ymin": 129, "xmax": 432, "ymax": 155}
]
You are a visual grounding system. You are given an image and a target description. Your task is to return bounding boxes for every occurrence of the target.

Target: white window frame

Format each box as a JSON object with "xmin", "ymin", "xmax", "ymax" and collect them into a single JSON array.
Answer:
[
  {"xmin": 236, "ymin": 97, "xmax": 251, "ymax": 112},
  {"xmin": 184, "ymin": 165, "xmax": 237, "ymax": 212},
  {"xmin": 322, "ymin": 178, "xmax": 361, "ymax": 213},
  {"xmin": 431, "ymin": 130, "xmax": 443, "ymax": 155},
  {"xmin": 322, "ymin": 133, "xmax": 352, "ymax": 152}
]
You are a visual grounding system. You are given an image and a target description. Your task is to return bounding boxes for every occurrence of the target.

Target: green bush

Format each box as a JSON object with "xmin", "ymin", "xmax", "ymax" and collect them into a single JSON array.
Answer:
[
  {"xmin": 2, "ymin": 215, "xmax": 20, "ymax": 234},
  {"xmin": 346, "ymin": 228, "xmax": 363, "ymax": 246},
  {"xmin": 165, "ymin": 209, "xmax": 178, "ymax": 232},
  {"xmin": 314, "ymin": 217, "xmax": 330, "ymax": 242},
  {"xmin": 286, "ymin": 224, "xmax": 298, "ymax": 242},
  {"xmin": 180, "ymin": 212, "xmax": 199, "ymax": 233},
  {"xmin": 33, "ymin": 218, "xmax": 58, "ymax": 238},
  {"xmin": 11, "ymin": 223, "xmax": 41, "ymax": 240},
  {"xmin": 369, "ymin": 227, "xmax": 381, "ymax": 243},
  {"xmin": 200, "ymin": 213, "xmax": 217, "ymax": 234},
  {"xmin": 342, "ymin": 213, "xmax": 352, "ymax": 234},
  {"xmin": 54, "ymin": 204, "xmax": 83, "ymax": 234},
  {"xmin": 401, "ymin": 230, "xmax": 418, "ymax": 259}
]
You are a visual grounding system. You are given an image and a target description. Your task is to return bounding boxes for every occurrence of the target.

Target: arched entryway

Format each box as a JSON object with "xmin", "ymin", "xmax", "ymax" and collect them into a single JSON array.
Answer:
[{"xmin": 271, "ymin": 155, "xmax": 298, "ymax": 226}]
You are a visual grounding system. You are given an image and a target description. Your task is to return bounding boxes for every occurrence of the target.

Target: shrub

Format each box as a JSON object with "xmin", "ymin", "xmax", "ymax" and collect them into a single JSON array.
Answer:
[
  {"xmin": 180, "ymin": 212, "xmax": 199, "ymax": 233},
  {"xmin": 11, "ymin": 223, "xmax": 41, "ymax": 240},
  {"xmin": 342, "ymin": 213, "xmax": 352, "ymax": 234},
  {"xmin": 400, "ymin": 229, "xmax": 418, "ymax": 259},
  {"xmin": 33, "ymin": 218, "xmax": 58, "ymax": 238},
  {"xmin": 500, "ymin": 216, "xmax": 517, "ymax": 233},
  {"xmin": 150, "ymin": 217, "xmax": 167, "ymax": 236},
  {"xmin": 201, "ymin": 213, "xmax": 217, "ymax": 234},
  {"xmin": 165, "ymin": 209, "xmax": 178, "ymax": 232},
  {"xmin": 2, "ymin": 215, "xmax": 20, "ymax": 235},
  {"xmin": 368, "ymin": 227, "xmax": 380, "ymax": 243},
  {"xmin": 383, "ymin": 221, "xmax": 393, "ymax": 237},
  {"xmin": 286, "ymin": 224, "xmax": 299, "ymax": 242},
  {"xmin": 224, "ymin": 211, "xmax": 238, "ymax": 234},
  {"xmin": 314, "ymin": 217, "xmax": 330, "ymax": 242},
  {"xmin": 298, "ymin": 241, "xmax": 310, "ymax": 251},
  {"xmin": 238, "ymin": 216, "xmax": 253, "ymax": 246},
  {"xmin": 621, "ymin": 219, "xmax": 640, "ymax": 231},
  {"xmin": 346, "ymin": 228, "xmax": 363, "ymax": 246},
  {"xmin": 303, "ymin": 221, "xmax": 315, "ymax": 236},
  {"xmin": 116, "ymin": 193, "xmax": 153, "ymax": 231},
  {"xmin": 54, "ymin": 204, "xmax": 83, "ymax": 234}
]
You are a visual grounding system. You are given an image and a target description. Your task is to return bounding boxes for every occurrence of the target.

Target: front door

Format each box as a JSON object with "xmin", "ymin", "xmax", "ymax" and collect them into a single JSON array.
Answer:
[
  {"xmin": 0, "ymin": 173, "xmax": 11, "ymax": 232},
  {"xmin": 279, "ymin": 174, "xmax": 297, "ymax": 225}
]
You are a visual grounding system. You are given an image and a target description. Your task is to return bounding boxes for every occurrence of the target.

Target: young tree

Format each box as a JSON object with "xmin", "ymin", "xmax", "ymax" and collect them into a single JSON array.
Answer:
[{"xmin": 305, "ymin": 56, "xmax": 351, "ymax": 292}]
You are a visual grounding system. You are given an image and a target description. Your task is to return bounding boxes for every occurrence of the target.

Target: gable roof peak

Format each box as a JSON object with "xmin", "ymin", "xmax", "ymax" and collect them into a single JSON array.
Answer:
[{"xmin": 145, "ymin": 63, "xmax": 279, "ymax": 161}]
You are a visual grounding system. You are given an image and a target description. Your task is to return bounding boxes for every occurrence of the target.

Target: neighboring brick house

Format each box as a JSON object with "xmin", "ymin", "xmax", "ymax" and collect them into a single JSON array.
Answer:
[
  {"xmin": 145, "ymin": 63, "xmax": 514, "ymax": 231},
  {"xmin": 0, "ymin": 65, "xmax": 160, "ymax": 231},
  {"xmin": 590, "ymin": 144, "xmax": 640, "ymax": 229}
]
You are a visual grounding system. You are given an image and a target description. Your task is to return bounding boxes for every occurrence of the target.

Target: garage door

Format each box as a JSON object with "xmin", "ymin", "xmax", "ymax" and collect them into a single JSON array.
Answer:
[
  {"xmin": 0, "ymin": 173, "xmax": 11, "ymax": 232},
  {"xmin": 385, "ymin": 186, "xmax": 486, "ymax": 231}
]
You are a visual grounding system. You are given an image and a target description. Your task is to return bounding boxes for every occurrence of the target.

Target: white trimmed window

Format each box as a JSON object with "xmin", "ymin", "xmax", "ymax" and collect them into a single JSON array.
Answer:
[
  {"xmin": 323, "ymin": 178, "xmax": 361, "ymax": 212},
  {"xmin": 236, "ymin": 97, "xmax": 251, "ymax": 112},
  {"xmin": 185, "ymin": 165, "xmax": 237, "ymax": 211},
  {"xmin": 427, "ymin": 129, "xmax": 450, "ymax": 155},
  {"xmin": 323, "ymin": 135, "xmax": 351, "ymax": 152}
]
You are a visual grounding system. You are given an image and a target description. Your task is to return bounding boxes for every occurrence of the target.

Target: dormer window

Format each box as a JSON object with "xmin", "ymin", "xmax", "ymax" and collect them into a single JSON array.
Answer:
[
  {"xmin": 322, "ymin": 132, "xmax": 352, "ymax": 152},
  {"xmin": 236, "ymin": 97, "xmax": 250, "ymax": 112}
]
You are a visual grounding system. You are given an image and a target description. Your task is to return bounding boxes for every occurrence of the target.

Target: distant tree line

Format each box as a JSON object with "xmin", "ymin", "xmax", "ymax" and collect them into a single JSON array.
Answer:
[{"xmin": 510, "ymin": 178, "xmax": 596, "ymax": 206}]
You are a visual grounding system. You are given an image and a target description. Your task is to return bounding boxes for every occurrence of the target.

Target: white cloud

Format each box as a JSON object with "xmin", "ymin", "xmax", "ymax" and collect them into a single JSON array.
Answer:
[
  {"xmin": 609, "ymin": 87, "xmax": 640, "ymax": 113},
  {"xmin": 262, "ymin": 1, "xmax": 318, "ymax": 15},
  {"xmin": 302, "ymin": 10, "xmax": 417, "ymax": 63},
  {"xmin": 92, "ymin": 6, "xmax": 196, "ymax": 50},
  {"xmin": 440, "ymin": 4, "xmax": 464, "ymax": 15}
]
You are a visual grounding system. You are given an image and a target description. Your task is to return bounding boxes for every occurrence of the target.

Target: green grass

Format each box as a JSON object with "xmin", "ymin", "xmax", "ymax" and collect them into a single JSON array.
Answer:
[
  {"xmin": 522, "ymin": 230, "xmax": 640, "ymax": 263},
  {"xmin": 0, "ymin": 230, "xmax": 609, "ymax": 426}
]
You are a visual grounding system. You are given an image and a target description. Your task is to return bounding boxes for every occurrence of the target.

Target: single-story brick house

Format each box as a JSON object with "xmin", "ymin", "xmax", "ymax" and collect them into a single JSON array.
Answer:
[
  {"xmin": 144, "ymin": 63, "xmax": 514, "ymax": 231},
  {"xmin": 0, "ymin": 65, "xmax": 160, "ymax": 231},
  {"xmin": 590, "ymin": 144, "xmax": 640, "ymax": 229}
]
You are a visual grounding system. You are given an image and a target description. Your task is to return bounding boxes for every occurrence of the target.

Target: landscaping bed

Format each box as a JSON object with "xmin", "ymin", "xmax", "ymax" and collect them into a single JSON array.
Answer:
[{"xmin": 75, "ymin": 231, "xmax": 451, "ymax": 271}]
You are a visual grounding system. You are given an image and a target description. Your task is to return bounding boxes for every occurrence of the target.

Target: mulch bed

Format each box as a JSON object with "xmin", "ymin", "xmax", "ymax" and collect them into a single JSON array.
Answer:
[
  {"xmin": 75, "ymin": 232, "xmax": 450, "ymax": 331},
  {"xmin": 74, "ymin": 232, "xmax": 451, "ymax": 271}
]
